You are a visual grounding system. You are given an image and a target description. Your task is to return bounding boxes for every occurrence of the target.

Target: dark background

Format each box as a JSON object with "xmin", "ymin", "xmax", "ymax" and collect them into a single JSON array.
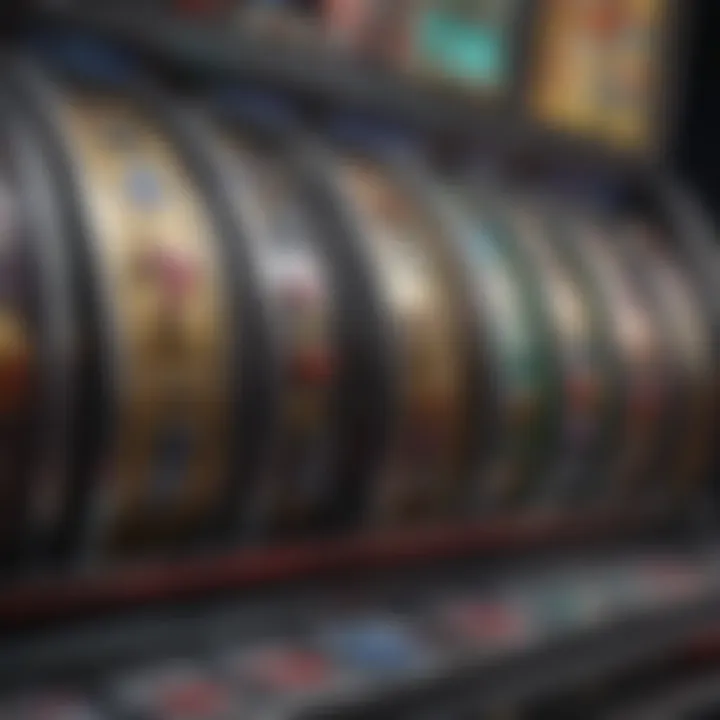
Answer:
[{"xmin": 674, "ymin": 0, "xmax": 720, "ymax": 215}]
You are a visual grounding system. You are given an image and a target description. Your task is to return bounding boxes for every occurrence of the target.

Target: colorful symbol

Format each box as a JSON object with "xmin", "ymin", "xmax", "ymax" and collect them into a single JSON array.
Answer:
[
  {"xmin": 137, "ymin": 246, "xmax": 199, "ymax": 304},
  {"xmin": 125, "ymin": 165, "xmax": 165, "ymax": 210}
]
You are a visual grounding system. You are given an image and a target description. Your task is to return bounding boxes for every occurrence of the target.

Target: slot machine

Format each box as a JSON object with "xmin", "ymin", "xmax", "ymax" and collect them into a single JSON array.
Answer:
[{"xmin": 0, "ymin": 1, "xmax": 715, "ymax": 718}]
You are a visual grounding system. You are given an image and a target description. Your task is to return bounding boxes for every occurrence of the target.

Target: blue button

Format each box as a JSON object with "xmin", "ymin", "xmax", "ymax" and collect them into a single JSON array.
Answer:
[{"xmin": 318, "ymin": 619, "xmax": 427, "ymax": 674}]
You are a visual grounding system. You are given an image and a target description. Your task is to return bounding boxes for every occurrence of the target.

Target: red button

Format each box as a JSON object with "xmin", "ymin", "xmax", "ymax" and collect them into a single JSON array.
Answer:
[
  {"xmin": 229, "ymin": 647, "xmax": 334, "ymax": 693},
  {"xmin": 441, "ymin": 601, "xmax": 528, "ymax": 644},
  {"xmin": 155, "ymin": 680, "xmax": 231, "ymax": 720}
]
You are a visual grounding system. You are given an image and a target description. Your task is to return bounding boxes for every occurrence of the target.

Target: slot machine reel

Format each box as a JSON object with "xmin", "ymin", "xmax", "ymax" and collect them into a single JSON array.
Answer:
[
  {"xmin": 306, "ymin": 145, "xmax": 474, "ymax": 528},
  {"xmin": 551, "ymin": 215, "xmax": 671, "ymax": 508},
  {"xmin": 210, "ymin": 124, "xmax": 343, "ymax": 539},
  {"xmin": 619, "ymin": 222, "xmax": 716, "ymax": 506},
  {"xmin": 4, "ymin": 54, "xmax": 240, "ymax": 563},
  {"xmin": 403, "ymin": 178, "xmax": 556, "ymax": 515}
]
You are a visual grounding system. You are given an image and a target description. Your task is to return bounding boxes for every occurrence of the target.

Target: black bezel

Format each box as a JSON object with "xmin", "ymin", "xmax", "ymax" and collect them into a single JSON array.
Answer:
[{"xmin": 1, "ymin": 56, "xmax": 114, "ymax": 566}]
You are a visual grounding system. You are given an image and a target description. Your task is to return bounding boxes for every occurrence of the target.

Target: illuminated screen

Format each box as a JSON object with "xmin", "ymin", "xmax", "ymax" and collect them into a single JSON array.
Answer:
[
  {"xmin": 406, "ymin": 0, "xmax": 522, "ymax": 91},
  {"xmin": 531, "ymin": 0, "xmax": 667, "ymax": 151}
]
